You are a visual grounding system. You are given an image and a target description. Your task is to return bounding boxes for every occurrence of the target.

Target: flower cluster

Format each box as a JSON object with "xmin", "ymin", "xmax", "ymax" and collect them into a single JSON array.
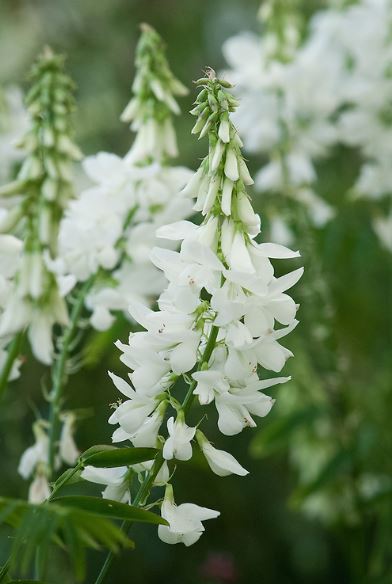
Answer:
[
  {"xmin": 82, "ymin": 70, "xmax": 302, "ymax": 545},
  {"xmin": 18, "ymin": 415, "xmax": 79, "ymax": 503},
  {"xmin": 222, "ymin": 0, "xmax": 392, "ymax": 250},
  {"xmin": 222, "ymin": 1, "xmax": 338, "ymax": 230},
  {"xmin": 58, "ymin": 24, "xmax": 193, "ymax": 331},
  {"xmin": 0, "ymin": 48, "xmax": 80, "ymax": 364}
]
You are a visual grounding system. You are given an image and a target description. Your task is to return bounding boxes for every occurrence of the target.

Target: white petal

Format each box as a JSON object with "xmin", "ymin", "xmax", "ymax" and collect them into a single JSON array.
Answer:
[
  {"xmin": 108, "ymin": 371, "xmax": 135, "ymax": 399},
  {"xmin": 257, "ymin": 243, "xmax": 300, "ymax": 259}
]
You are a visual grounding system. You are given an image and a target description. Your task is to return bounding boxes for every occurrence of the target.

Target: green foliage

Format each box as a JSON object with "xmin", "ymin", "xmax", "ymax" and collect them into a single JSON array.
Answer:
[
  {"xmin": 0, "ymin": 496, "xmax": 134, "ymax": 581},
  {"xmin": 52, "ymin": 496, "xmax": 167, "ymax": 525}
]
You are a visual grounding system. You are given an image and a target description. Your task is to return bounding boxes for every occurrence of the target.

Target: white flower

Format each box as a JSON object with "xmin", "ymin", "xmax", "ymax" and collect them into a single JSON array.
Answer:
[
  {"xmin": 108, "ymin": 372, "xmax": 158, "ymax": 435},
  {"xmin": 196, "ymin": 431, "xmax": 248, "ymax": 476},
  {"xmin": 112, "ymin": 405, "xmax": 166, "ymax": 448},
  {"xmin": 192, "ymin": 369, "xmax": 229, "ymax": 405},
  {"xmin": 214, "ymin": 381, "xmax": 276, "ymax": 436},
  {"xmin": 158, "ymin": 485, "xmax": 220, "ymax": 546},
  {"xmin": 373, "ymin": 211, "xmax": 392, "ymax": 253},
  {"xmin": 18, "ymin": 422, "xmax": 49, "ymax": 479},
  {"xmin": 28, "ymin": 472, "xmax": 50, "ymax": 504},
  {"xmin": 81, "ymin": 466, "xmax": 130, "ymax": 503},
  {"xmin": 0, "ymin": 234, "xmax": 22, "ymax": 279},
  {"xmin": 163, "ymin": 416, "xmax": 196, "ymax": 461},
  {"xmin": 59, "ymin": 413, "xmax": 79, "ymax": 466}
]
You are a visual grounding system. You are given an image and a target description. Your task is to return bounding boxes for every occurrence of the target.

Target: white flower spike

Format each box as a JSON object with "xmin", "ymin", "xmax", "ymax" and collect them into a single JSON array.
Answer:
[{"xmin": 84, "ymin": 67, "xmax": 302, "ymax": 547}]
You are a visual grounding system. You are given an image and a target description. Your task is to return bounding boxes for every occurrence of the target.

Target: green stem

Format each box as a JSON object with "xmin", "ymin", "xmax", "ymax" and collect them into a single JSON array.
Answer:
[
  {"xmin": 0, "ymin": 559, "xmax": 10, "ymax": 582},
  {"xmin": 94, "ymin": 324, "xmax": 219, "ymax": 584},
  {"xmin": 47, "ymin": 278, "xmax": 93, "ymax": 478},
  {"xmin": 49, "ymin": 463, "xmax": 82, "ymax": 501},
  {"xmin": 182, "ymin": 324, "xmax": 219, "ymax": 414},
  {"xmin": 94, "ymin": 453, "xmax": 164, "ymax": 584},
  {"xmin": 47, "ymin": 203, "xmax": 138, "ymax": 476},
  {"xmin": 0, "ymin": 332, "xmax": 24, "ymax": 402}
]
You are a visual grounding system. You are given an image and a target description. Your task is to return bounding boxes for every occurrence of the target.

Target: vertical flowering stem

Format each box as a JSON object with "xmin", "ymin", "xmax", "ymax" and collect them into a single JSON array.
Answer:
[
  {"xmin": 182, "ymin": 325, "xmax": 219, "ymax": 413},
  {"xmin": 47, "ymin": 278, "xmax": 93, "ymax": 477},
  {"xmin": 94, "ymin": 324, "xmax": 219, "ymax": 584}
]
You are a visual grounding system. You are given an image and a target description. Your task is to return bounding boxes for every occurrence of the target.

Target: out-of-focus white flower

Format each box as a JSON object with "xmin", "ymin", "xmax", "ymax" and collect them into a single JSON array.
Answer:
[
  {"xmin": 59, "ymin": 412, "xmax": 79, "ymax": 466},
  {"xmin": 221, "ymin": 5, "xmax": 344, "ymax": 227},
  {"xmin": 373, "ymin": 211, "xmax": 392, "ymax": 253},
  {"xmin": 28, "ymin": 472, "xmax": 50, "ymax": 504},
  {"xmin": 0, "ymin": 51, "xmax": 81, "ymax": 365},
  {"xmin": 18, "ymin": 421, "xmax": 49, "ymax": 480}
]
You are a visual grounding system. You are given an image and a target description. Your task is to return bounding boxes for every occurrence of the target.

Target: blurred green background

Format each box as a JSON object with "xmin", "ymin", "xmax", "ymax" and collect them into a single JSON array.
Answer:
[{"xmin": 0, "ymin": 1, "xmax": 391, "ymax": 583}]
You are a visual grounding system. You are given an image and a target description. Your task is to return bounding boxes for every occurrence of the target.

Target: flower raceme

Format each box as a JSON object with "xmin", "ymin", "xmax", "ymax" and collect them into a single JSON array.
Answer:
[
  {"xmin": 83, "ymin": 70, "xmax": 303, "ymax": 546},
  {"xmin": 0, "ymin": 48, "xmax": 80, "ymax": 364},
  {"xmin": 57, "ymin": 24, "xmax": 192, "ymax": 331}
]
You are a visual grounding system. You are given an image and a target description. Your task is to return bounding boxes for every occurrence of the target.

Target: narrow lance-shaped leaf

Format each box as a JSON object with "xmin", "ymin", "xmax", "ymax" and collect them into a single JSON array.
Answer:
[
  {"xmin": 79, "ymin": 445, "xmax": 158, "ymax": 467},
  {"xmin": 52, "ymin": 496, "xmax": 168, "ymax": 525},
  {"xmin": 0, "ymin": 497, "xmax": 134, "ymax": 581}
]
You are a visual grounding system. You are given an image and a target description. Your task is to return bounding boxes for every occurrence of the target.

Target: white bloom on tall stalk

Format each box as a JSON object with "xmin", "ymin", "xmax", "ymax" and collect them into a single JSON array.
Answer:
[
  {"xmin": 83, "ymin": 70, "xmax": 302, "ymax": 546},
  {"xmin": 0, "ymin": 49, "xmax": 81, "ymax": 365},
  {"xmin": 223, "ymin": 0, "xmax": 392, "ymax": 249},
  {"xmin": 221, "ymin": 1, "xmax": 340, "ymax": 232},
  {"xmin": 335, "ymin": 0, "xmax": 392, "ymax": 250},
  {"xmin": 58, "ymin": 24, "xmax": 193, "ymax": 329}
]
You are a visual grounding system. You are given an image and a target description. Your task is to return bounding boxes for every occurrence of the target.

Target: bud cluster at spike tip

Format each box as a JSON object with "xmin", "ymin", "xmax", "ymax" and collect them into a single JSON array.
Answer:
[{"xmin": 81, "ymin": 71, "xmax": 303, "ymax": 546}]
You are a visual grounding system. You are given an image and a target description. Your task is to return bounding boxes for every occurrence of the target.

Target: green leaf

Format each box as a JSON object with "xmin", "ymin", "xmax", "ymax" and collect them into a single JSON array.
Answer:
[
  {"xmin": 79, "ymin": 445, "xmax": 158, "ymax": 467},
  {"xmin": 0, "ymin": 497, "xmax": 134, "ymax": 582},
  {"xmin": 52, "ymin": 496, "xmax": 167, "ymax": 525}
]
